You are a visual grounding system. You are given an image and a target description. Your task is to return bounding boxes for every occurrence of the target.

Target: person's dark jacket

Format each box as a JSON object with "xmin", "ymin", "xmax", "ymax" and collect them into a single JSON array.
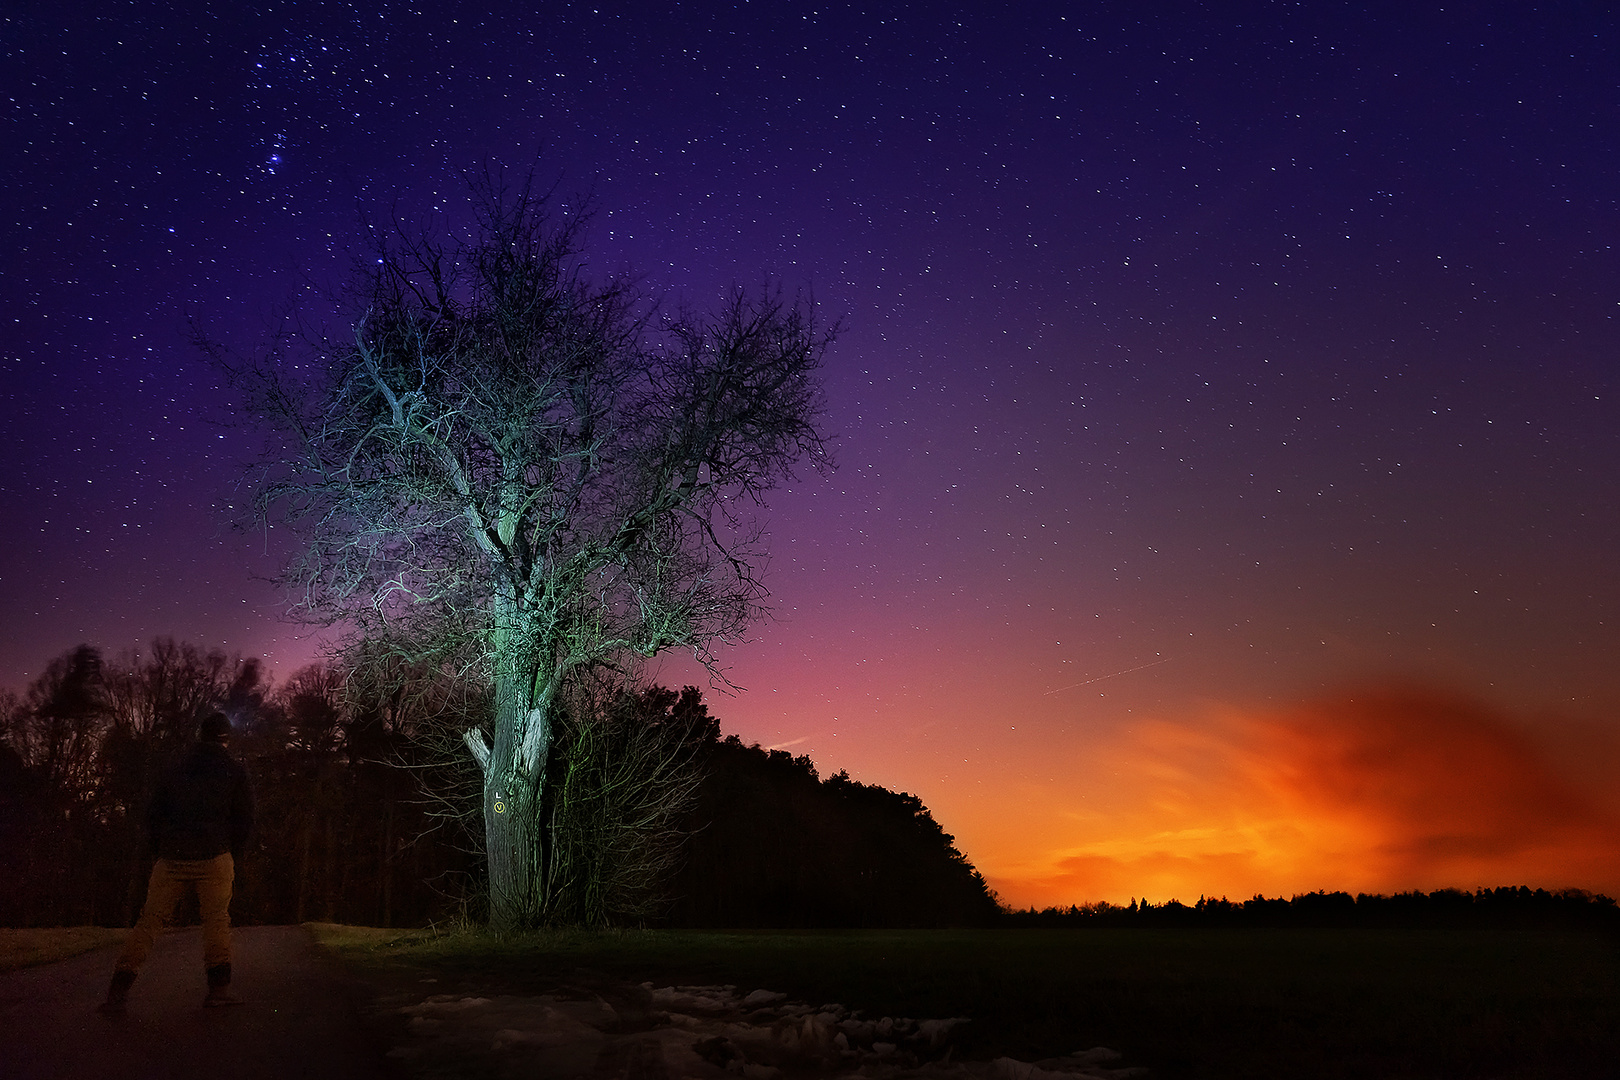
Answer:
[{"xmin": 146, "ymin": 741, "xmax": 254, "ymax": 861}]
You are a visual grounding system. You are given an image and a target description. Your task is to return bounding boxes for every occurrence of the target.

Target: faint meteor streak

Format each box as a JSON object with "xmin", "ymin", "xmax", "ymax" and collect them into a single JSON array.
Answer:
[{"xmin": 1043, "ymin": 658, "xmax": 1171, "ymax": 696}]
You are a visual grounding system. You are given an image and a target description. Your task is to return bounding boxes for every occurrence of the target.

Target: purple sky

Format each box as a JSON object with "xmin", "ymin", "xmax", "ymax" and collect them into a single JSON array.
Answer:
[{"xmin": 5, "ymin": 2, "xmax": 1618, "ymax": 904}]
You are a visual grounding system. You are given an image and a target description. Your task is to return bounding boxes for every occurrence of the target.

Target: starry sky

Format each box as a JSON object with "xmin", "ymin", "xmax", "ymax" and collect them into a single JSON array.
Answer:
[{"xmin": 5, "ymin": 1, "xmax": 1619, "ymax": 907}]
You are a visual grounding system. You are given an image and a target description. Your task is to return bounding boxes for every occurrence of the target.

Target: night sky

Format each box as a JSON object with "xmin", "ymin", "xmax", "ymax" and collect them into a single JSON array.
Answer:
[{"xmin": 6, "ymin": 2, "xmax": 1618, "ymax": 907}]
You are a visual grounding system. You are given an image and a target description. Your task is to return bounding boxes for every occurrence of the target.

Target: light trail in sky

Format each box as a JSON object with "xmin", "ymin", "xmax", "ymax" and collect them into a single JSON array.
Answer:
[{"xmin": 1043, "ymin": 658, "xmax": 1171, "ymax": 697}]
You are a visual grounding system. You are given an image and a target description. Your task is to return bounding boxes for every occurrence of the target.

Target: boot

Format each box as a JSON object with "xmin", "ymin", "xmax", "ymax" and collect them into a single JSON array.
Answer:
[
  {"xmin": 203, "ymin": 963, "xmax": 242, "ymax": 1007},
  {"xmin": 97, "ymin": 969, "xmax": 136, "ymax": 1017}
]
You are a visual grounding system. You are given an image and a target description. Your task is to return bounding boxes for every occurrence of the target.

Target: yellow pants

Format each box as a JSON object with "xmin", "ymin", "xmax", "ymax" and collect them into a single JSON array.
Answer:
[{"xmin": 114, "ymin": 853, "xmax": 235, "ymax": 973}]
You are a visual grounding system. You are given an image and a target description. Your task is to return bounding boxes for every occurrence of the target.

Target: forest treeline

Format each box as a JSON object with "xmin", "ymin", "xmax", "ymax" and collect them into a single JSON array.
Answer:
[
  {"xmin": 662, "ymin": 693, "xmax": 1002, "ymax": 928},
  {"xmin": 1006, "ymin": 886, "xmax": 1620, "ymax": 929},
  {"xmin": 9, "ymin": 639, "xmax": 1608, "ymax": 933},
  {"xmin": 0, "ymin": 641, "xmax": 998, "ymax": 929},
  {"xmin": 0, "ymin": 641, "xmax": 472, "ymax": 928}
]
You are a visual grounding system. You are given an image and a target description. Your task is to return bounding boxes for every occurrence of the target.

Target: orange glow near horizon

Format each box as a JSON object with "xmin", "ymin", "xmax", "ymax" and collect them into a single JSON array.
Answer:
[{"xmin": 975, "ymin": 687, "xmax": 1620, "ymax": 909}]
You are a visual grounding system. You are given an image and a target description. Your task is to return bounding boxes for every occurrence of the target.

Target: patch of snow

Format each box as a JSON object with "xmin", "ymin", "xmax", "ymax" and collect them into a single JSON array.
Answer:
[{"xmin": 386, "ymin": 982, "xmax": 1144, "ymax": 1080}]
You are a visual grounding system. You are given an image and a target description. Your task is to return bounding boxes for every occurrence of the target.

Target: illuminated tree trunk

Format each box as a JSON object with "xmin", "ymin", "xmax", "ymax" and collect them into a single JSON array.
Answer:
[
  {"xmin": 482, "ymin": 763, "xmax": 542, "ymax": 931},
  {"xmin": 471, "ymin": 592, "xmax": 554, "ymax": 932}
]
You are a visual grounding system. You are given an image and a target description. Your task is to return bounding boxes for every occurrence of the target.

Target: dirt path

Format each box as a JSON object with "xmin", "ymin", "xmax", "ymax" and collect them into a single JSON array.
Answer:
[{"xmin": 0, "ymin": 925, "xmax": 395, "ymax": 1080}]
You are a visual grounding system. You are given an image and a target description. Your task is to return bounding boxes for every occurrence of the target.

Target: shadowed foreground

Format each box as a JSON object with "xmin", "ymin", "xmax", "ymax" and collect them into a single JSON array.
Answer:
[
  {"xmin": 314, "ymin": 925, "xmax": 1620, "ymax": 1080},
  {"xmin": 0, "ymin": 925, "xmax": 391, "ymax": 1079}
]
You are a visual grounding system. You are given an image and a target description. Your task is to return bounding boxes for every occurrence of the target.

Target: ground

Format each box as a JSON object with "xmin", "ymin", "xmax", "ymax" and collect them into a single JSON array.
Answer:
[
  {"xmin": 6, "ymin": 924, "xmax": 1615, "ymax": 1079},
  {"xmin": 0, "ymin": 926, "xmax": 1137, "ymax": 1080},
  {"xmin": 0, "ymin": 925, "xmax": 390, "ymax": 1079},
  {"xmin": 360, "ymin": 970, "xmax": 1138, "ymax": 1080}
]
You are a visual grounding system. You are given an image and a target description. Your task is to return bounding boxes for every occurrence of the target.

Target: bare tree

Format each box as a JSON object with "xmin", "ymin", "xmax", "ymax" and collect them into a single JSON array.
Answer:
[
  {"xmin": 342, "ymin": 643, "xmax": 490, "ymax": 922},
  {"xmin": 276, "ymin": 663, "xmax": 346, "ymax": 754},
  {"xmin": 102, "ymin": 639, "xmax": 256, "ymax": 746},
  {"xmin": 542, "ymin": 678, "xmax": 714, "ymax": 927},
  {"xmin": 15, "ymin": 645, "xmax": 109, "ymax": 805},
  {"xmin": 99, "ymin": 639, "xmax": 267, "ymax": 921},
  {"xmin": 214, "ymin": 175, "xmax": 832, "ymax": 929}
]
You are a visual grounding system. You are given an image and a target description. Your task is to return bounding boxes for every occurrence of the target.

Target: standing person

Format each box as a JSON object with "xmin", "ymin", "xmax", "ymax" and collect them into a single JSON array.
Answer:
[{"xmin": 99, "ymin": 710, "xmax": 254, "ymax": 1015}]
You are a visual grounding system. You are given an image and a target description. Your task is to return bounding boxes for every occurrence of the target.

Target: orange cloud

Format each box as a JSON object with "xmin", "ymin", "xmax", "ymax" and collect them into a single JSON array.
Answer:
[{"xmin": 993, "ymin": 687, "xmax": 1620, "ymax": 908}]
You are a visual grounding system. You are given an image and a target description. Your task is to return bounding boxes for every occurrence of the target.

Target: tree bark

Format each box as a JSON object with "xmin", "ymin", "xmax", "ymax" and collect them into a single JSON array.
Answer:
[
  {"xmin": 482, "ymin": 764, "xmax": 542, "ymax": 931},
  {"xmin": 475, "ymin": 591, "xmax": 553, "ymax": 931}
]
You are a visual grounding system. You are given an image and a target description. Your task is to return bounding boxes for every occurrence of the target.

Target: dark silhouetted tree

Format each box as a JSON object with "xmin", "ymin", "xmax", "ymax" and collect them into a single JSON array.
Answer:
[
  {"xmin": 7, "ymin": 645, "xmax": 111, "ymax": 923},
  {"xmin": 19, "ymin": 645, "xmax": 107, "ymax": 804},
  {"xmin": 98, "ymin": 640, "xmax": 270, "ymax": 922},
  {"xmin": 665, "ymin": 732, "xmax": 1001, "ymax": 928},
  {"xmin": 234, "ymin": 659, "xmax": 476, "ymax": 928},
  {"xmin": 0, "ymin": 641, "xmax": 473, "ymax": 929},
  {"xmin": 542, "ymin": 681, "xmax": 714, "ymax": 926}
]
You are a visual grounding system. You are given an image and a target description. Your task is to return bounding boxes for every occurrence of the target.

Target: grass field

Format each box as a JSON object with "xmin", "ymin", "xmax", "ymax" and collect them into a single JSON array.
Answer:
[
  {"xmin": 0, "ymin": 927, "xmax": 128, "ymax": 971},
  {"xmin": 309, "ymin": 924, "xmax": 1620, "ymax": 1080}
]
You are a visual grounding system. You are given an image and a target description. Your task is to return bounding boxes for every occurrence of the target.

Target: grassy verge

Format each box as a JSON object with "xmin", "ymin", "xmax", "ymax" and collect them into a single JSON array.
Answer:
[
  {"xmin": 0, "ymin": 927, "xmax": 128, "ymax": 971},
  {"xmin": 309, "ymin": 924, "xmax": 1620, "ymax": 1080}
]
